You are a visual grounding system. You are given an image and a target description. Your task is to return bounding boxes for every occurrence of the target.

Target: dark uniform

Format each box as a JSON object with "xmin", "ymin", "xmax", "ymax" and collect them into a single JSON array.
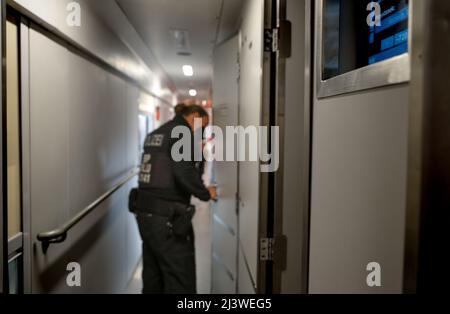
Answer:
[{"xmin": 131, "ymin": 114, "xmax": 211, "ymax": 294}]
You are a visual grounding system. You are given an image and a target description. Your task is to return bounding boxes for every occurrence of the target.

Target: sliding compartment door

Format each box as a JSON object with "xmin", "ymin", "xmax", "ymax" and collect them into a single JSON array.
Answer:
[
  {"xmin": 238, "ymin": 0, "xmax": 265, "ymax": 294},
  {"xmin": 211, "ymin": 35, "xmax": 239, "ymax": 294}
]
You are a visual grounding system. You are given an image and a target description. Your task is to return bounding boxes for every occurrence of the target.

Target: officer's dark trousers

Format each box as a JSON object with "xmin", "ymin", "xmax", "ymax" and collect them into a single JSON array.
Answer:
[{"xmin": 136, "ymin": 213, "xmax": 196, "ymax": 294}]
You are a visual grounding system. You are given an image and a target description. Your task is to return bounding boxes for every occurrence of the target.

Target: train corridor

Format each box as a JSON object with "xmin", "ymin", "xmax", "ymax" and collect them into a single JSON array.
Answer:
[{"xmin": 0, "ymin": 0, "xmax": 448, "ymax": 296}]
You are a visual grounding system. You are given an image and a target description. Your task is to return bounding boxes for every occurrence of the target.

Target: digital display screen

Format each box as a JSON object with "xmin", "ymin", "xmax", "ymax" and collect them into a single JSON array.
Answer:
[
  {"xmin": 322, "ymin": 0, "xmax": 409, "ymax": 80},
  {"xmin": 368, "ymin": 0, "xmax": 409, "ymax": 65}
]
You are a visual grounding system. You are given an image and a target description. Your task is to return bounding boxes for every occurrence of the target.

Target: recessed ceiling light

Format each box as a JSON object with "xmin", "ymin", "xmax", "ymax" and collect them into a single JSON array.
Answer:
[
  {"xmin": 183, "ymin": 65, "xmax": 194, "ymax": 77},
  {"xmin": 189, "ymin": 89, "xmax": 197, "ymax": 97}
]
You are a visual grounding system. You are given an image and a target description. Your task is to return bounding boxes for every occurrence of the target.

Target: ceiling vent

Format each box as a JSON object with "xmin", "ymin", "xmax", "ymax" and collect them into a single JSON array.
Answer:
[{"xmin": 171, "ymin": 29, "xmax": 192, "ymax": 56}]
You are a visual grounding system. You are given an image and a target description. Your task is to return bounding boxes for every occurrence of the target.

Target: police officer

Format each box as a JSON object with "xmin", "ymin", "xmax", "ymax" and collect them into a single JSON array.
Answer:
[{"xmin": 131, "ymin": 104, "xmax": 217, "ymax": 294}]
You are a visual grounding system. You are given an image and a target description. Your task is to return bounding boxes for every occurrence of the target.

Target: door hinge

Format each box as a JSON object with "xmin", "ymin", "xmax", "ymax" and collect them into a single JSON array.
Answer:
[
  {"xmin": 260, "ymin": 236, "xmax": 287, "ymax": 270},
  {"xmin": 264, "ymin": 20, "xmax": 292, "ymax": 58},
  {"xmin": 264, "ymin": 28, "xmax": 278, "ymax": 53}
]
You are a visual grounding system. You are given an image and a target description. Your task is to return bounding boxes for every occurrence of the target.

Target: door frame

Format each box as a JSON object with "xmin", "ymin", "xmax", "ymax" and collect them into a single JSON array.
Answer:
[
  {"xmin": 404, "ymin": 0, "xmax": 450, "ymax": 293},
  {"xmin": 1, "ymin": 0, "xmax": 7, "ymax": 295},
  {"xmin": 4, "ymin": 7, "xmax": 30, "ymax": 294},
  {"xmin": 258, "ymin": 0, "xmax": 305, "ymax": 294},
  {"xmin": 270, "ymin": 0, "xmax": 313, "ymax": 294},
  {"xmin": 256, "ymin": 0, "xmax": 277, "ymax": 294}
]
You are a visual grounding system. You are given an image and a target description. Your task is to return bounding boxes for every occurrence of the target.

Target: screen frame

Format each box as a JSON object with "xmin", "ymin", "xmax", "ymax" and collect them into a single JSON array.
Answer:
[{"xmin": 316, "ymin": 0, "xmax": 412, "ymax": 98}]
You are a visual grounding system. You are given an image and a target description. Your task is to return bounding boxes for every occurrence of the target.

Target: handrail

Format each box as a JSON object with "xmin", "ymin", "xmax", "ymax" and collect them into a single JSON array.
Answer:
[{"xmin": 37, "ymin": 169, "xmax": 139, "ymax": 253}]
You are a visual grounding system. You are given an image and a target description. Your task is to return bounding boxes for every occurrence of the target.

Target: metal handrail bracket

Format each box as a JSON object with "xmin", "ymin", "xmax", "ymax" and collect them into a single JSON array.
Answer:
[{"xmin": 37, "ymin": 169, "xmax": 139, "ymax": 253}]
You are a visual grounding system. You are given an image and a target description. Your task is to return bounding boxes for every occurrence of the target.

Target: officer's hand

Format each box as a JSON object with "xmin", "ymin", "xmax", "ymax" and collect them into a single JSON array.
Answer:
[{"xmin": 208, "ymin": 186, "xmax": 218, "ymax": 202}]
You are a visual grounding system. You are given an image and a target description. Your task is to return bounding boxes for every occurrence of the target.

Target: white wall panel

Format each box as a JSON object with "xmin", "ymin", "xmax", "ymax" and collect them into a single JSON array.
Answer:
[
  {"xmin": 28, "ymin": 27, "xmax": 142, "ymax": 293},
  {"xmin": 213, "ymin": 221, "xmax": 237, "ymax": 276},
  {"xmin": 238, "ymin": 0, "xmax": 264, "ymax": 289},
  {"xmin": 309, "ymin": 85, "xmax": 409, "ymax": 293},
  {"xmin": 238, "ymin": 248, "xmax": 256, "ymax": 294},
  {"xmin": 212, "ymin": 35, "xmax": 239, "ymax": 232},
  {"xmin": 212, "ymin": 35, "xmax": 239, "ymax": 294},
  {"xmin": 124, "ymin": 85, "xmax": 141, "ymax": 285},
  {"xmin": 29, "ymin": 29, "xmax": 71, "ymax": 293},
  {"xmin": 212, "ymin": 258, "xmax": 235, "ymax": 294},
  {"xmin": 67, "ymin": 54, "xmax": 107, "ymax": 214},
  {"xmin": 126, "ymin": 85, "xmax": 140, "ymax": 170},
  {"xmin": 12, "ymin": 0, "xmax": 174, "ymax": 103}
]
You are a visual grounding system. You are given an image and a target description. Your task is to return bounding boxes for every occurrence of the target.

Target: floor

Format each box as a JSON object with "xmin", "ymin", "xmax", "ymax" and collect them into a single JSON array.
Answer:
[
  {"xmin": 192, "ymin": 198, "xmax": 212, "ymax": 294},
  {"xmin": 125, "ymin": 199, "xmax": 212, "ymax": 294},
  {"xmin": 125, "ymin": 260, "xmax": 143, "ymax": 294}
]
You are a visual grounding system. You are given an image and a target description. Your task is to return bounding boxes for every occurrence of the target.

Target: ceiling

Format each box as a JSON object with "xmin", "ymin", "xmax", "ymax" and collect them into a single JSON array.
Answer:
[{"xmin": 116, "ymin": 0, "xmax": 243, "ymax": 103}]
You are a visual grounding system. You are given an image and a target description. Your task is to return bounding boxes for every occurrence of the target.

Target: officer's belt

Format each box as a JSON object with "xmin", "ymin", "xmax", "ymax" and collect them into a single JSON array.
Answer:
[{"xmin": 136, "ymin": 190, "xmax": 188, "ymax": 217}]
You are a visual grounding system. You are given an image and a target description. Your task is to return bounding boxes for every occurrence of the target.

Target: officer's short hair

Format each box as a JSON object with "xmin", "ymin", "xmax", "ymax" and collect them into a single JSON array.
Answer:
[
  {"xmin": 174, "ymin": 103, "xmax": 187, "ymax": 115},
  {"xmin": 181, "ymin": 104, "xmax": 209, "ymax": 118}
]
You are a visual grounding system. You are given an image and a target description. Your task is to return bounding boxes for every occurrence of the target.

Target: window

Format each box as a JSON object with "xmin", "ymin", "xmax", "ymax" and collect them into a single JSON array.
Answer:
[{"xmin": 6, "ymin": 18, "xmax": 22, "ymax": 239}]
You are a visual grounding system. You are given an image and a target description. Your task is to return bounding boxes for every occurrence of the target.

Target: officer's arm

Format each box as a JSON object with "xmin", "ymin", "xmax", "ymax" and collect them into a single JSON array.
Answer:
[{"xmin": 172, "ymin": 161, "xmax": 211, "ymax": 202}]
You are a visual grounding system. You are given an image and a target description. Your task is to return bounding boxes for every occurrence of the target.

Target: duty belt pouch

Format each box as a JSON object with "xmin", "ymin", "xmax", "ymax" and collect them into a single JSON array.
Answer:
[
  {"xmin": 171, "ymin": 205, "xmax": 196, "ymax": 238},
  {"xmin": 128, "ymin": 188, "xmax": 139, "ymax": 213}
]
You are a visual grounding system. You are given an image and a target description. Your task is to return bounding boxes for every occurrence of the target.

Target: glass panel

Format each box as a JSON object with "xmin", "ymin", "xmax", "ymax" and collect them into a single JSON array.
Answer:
[
  {"xmin": 8, "ymin": 254, "xmax": 23, "ymax": 294},
  {"xmin": 322, "ymin": 0, "xmax": 409, "ymax": 80},
  {"xmin": 7, "ymin": 19, "xmax": 22, "ymax": 238}
]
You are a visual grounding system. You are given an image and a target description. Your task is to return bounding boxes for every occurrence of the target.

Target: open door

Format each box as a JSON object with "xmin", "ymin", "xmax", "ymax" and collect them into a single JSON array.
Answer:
[
  {"xmin": 212, "ymin": 0, "xmax": 277, "ymax": 294},
  {"xmin": 308, "ymin": 0, "xmax": 410, "ymax": 293}
]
